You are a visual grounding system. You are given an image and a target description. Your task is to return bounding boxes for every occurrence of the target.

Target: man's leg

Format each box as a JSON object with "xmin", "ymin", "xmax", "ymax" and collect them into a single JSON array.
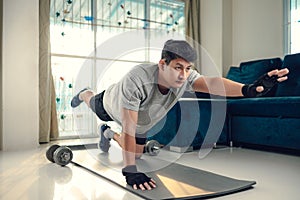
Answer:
[
  {"xmin": 71, "ymin": 88, "xmax": 95, "ymax": 108},
  {"xmin": 79, "ymin": 89, "xmax": 96, "ymax": 108},
  {"xmin": 72, "ymin": 90, "xmax": 145, "ymax": 156},
  {"xmin": 72, "ymin": 89, "xmax": 114, "ymax": 152}
]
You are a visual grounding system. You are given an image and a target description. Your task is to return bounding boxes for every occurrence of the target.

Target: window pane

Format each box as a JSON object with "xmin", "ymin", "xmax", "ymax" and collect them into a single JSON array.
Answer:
[
  {"xmin": 96, "ymin": 60, "xmax": 141, "ymax": 92},
  {"xmin": 51, "ymin": 56, "xmax": 95, "ymax": 137},
  {"xmin": 95, "ymin": 0, "xmax": 146, "ymax": 60},
  {"xmin": 50, "ymin": 0, "xmax": 95, "ymax": 57},
  {"xmin": 50, "ymin": 25, "xmax": 94, "ymax": 56},
  {"xmin": 290, "ymin": 0, "xmax": 300, "ymax": 53},
  {"xmin": 149, "ymin": 0, "xmax": 185, "ymax": 35},
  {"xmin": 96, "ymin": 29, "xmax": 148, "ymax": 62}
]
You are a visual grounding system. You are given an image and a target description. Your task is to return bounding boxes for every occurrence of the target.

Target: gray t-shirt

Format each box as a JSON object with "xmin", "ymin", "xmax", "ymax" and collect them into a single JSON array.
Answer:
[{"xmin": 103, "ymin": 63, "xmax": 202, "ymax": 134}]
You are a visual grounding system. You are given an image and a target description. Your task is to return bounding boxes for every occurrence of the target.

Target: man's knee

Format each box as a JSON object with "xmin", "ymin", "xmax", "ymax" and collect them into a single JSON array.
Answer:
[{"xmin": 82, "ymin": 90, "xmax": 95, "ymax": 106}]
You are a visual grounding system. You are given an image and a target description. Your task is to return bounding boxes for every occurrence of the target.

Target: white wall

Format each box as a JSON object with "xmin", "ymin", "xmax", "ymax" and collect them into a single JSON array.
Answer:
[
  {"xmin": 232, "ymin": 0, "xmax": 284, "ymax": 66},
  {"xmin": 200, "ymin": 0, "xmax": 223, "ymax": 76},
  {"xmin": 200, "ymin": 0, "xmax": 284, "ymax": 75},
  {"xmin": 2, "ymin": 0, "xmax": 39, "ymax": 150},
  {"xmin": 199, "ymin": 0, "xmax": 233, "ymax": 76},
  {"xmin": 222, "ymin": 0, "xmax": 233, "ymax": 76}
]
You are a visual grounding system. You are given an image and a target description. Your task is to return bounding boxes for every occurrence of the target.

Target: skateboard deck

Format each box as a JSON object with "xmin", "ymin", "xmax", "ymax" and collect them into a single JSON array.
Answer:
[{"xmin": 70, "ymin": 146, "xmax": 256, "ymax": 200}]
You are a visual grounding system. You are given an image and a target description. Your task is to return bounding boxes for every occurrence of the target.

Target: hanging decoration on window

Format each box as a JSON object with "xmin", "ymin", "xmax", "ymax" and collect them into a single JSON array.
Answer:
[
  {"xmin": 60, "ymin": 114, "xmax": 66, "ymax": 120},
  {"xmin": 84, "ymin": 16, "xmax": 93, "ymax": 21},
  {"xmin": 52, "ymin": 0, "xmax": 184, "ymax": 34},
  {"xmin": 62, "ymin": 0, "xmax": 72, "ymax": 19},
  {"xmin": 63, "ymin": 9, "xmax": 70, "ymax": 14},
  {"xmin": 53, "ymin": 0, "xmax": 74, "ymax": 37}
]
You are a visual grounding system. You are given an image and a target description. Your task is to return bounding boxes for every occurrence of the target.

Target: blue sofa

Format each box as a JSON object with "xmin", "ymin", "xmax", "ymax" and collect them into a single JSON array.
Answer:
[{"xmin": 148, "ymin": 53, "xmax": 300, "ymax": 155}]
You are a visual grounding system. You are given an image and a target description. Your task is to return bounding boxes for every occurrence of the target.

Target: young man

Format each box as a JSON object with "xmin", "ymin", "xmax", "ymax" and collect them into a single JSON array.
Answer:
[{"xmin": 71, "ymin": 40, "xmax": 289, "ymax": 191}]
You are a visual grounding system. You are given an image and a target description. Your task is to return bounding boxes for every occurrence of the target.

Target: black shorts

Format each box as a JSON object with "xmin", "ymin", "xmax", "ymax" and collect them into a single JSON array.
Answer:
[
  {"xmin": 89, "ymin": 91, "xmax": 147, "ymax": 145},
  {"xmin": 89, "ymin": 91, "xmax": 113, "ymax": 121}
]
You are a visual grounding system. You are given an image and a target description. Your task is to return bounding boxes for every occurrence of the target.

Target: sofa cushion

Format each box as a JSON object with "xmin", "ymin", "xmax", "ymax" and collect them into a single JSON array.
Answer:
[
  {"xmin": 226, "ymin": 58, "xmax": 283, "ymax": 84},
  {"xmin": 226, "ymin": 58, "xmax": 282, "ymax": 97},
  {"xmin": 275, "ymin": 53, "xmax": 300, "ymax": 96},
  {"xmin": 226, "ymin": 66, "xmax": 242, "ymax": 83},
  {"xmin": 227, "ymin": 96, "xmax": 300, "ymax": 118},
  {"xmin": 239, "ymin": 57, "xmax": 282, "ymax": 84}
]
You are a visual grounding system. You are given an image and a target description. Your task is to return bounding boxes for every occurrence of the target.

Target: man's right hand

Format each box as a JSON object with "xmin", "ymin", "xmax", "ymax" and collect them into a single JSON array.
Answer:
[{"xmin": 122, "ymin": 165, "xmax": 156, "ymax": 190}]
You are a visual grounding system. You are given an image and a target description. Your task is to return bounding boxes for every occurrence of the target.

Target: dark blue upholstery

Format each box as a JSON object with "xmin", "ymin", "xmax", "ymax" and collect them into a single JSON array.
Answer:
[
  {"xmin": 147, "ymin": 105, "xmax": 179, "ymax": 146},
  {"xmin": 276, "ymin": 53, "xmax": 300, "ymax": 96},
  {"xmin": 228, "ymin": 97, "xmax": 300, "ymax": 118},
  {"xmin": 226, "ymin": 66, "xmax": 241, "ymax": 83},
  {"xmin": 148, "ymin": 99, "xmax": 228, "ymax": 148},
  {"xmin": 231, "ymin": 116, "xmax": 300, "ymax": 151},
  {"xmin": 238, "ymin": 58, "xmax": 282, "ymax": 83}
]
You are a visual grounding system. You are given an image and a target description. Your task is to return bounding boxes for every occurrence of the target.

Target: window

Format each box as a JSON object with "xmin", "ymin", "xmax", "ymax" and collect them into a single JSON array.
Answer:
[
  {"xmin": 285, "ymin": 0, "xmax": 300, "ymax": 54},
  {"xmin": 50, "ymin": 0, "xmax": 185, "ymax": 138}
]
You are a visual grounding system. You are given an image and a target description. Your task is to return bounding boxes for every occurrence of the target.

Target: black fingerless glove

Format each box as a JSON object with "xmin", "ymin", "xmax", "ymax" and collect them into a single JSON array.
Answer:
[
  {"xmin": 242, "ymin": 73, "xmax": 278, "ymax": 97},
  {"xmin": 122, "ymin": 165, "xmax": 152, "ymax": 187}
]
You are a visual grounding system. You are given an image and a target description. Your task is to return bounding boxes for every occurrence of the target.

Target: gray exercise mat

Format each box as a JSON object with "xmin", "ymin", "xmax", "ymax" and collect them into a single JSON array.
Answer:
[{"xmin": 70, "ymin": 148, "xmax": 256, "ymax": 200}]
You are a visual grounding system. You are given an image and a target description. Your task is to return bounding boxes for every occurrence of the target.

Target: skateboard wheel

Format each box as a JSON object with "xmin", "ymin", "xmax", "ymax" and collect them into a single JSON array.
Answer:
[{"xmin": 53, "ymin": 146, "xmax": 73, "ymax": 166}]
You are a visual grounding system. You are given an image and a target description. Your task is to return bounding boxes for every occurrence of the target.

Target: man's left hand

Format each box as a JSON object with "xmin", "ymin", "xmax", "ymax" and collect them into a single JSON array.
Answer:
[{"xmin": 242, "ymin": 68, "xmax": 289, "ymax": 97}]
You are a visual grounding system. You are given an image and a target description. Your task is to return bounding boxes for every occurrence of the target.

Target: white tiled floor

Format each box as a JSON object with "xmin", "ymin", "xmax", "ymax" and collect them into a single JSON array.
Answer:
[{"xmin": 0, "ymin": 142, "xmax": 299, "ymax": 200}]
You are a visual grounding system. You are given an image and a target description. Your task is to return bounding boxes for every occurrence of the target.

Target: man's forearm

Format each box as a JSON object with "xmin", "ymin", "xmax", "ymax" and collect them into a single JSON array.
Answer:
[
  {"xmin": 121, "ymin": 108, "xmax": 139, "ymax": 166},
  {"xmin": 220, "ymin": 77, "xmax": 244, "ymax": 97},
  {"xmin": 122, "ymin": 132, "xmax": 137, "ymax": 166},
  {"xmin": 193, "ymin": 77, "xmax": 244, "ymax": 97}
]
